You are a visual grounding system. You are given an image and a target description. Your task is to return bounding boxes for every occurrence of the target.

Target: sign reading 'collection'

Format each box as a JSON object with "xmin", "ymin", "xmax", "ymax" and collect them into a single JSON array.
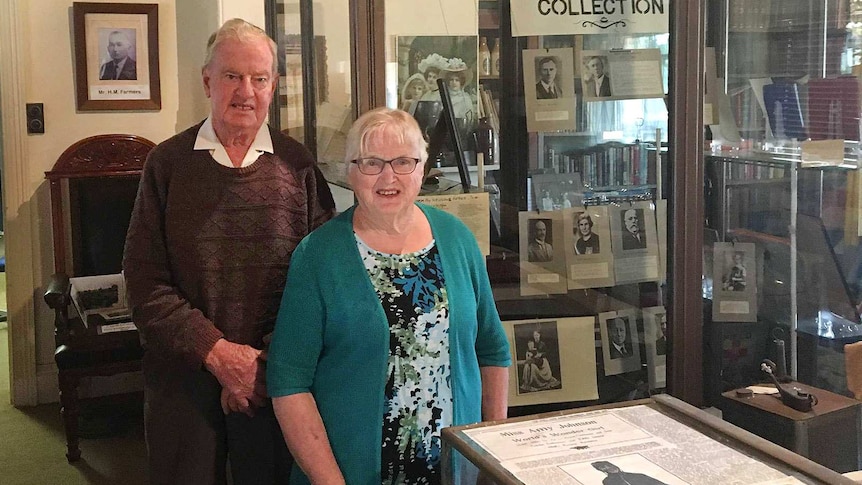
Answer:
[{"xmin": 512, "ymin": 0, "xmax": 668, "ymax": 35}]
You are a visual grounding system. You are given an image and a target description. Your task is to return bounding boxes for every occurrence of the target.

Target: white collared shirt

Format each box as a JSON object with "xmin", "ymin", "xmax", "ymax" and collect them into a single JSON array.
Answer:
[
  {"xmin": 193, "ymin": 117, "xmax": 274, "ymax": 168},
  {"xmin": 594, "ymin": 75, "xmax": 607, "ymax": 96}
]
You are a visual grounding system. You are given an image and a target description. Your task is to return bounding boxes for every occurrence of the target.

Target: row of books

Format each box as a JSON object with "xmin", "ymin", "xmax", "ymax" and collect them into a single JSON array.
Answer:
[
  {"xmin": 543, "ymin": 142, "xmax": 655, "ymax": 189},
  {"xmin": 729, "ymin": 77, "xmax": 860, "ymax": 141},
  {"xmin": 728, "ymin": 0, "xmax": 846, "ymax": 32},
  {"xmin": 477, "ymin": 84, "xmax": 500, "ymax": 135},
  {"xmin": 726, "ymin": 163, "xmax": 786, "ymax": 182}
]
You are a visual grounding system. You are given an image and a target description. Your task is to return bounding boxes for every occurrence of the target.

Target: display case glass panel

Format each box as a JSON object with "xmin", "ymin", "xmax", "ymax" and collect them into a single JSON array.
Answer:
[{"xmin": 704, "ymin": 0, "xmax": 862, "ymax": 409}]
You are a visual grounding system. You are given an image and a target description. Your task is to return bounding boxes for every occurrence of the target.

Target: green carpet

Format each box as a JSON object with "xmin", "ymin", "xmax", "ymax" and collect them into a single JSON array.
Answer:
[{"xmin": 0, "ymin": 328, "xmax": 149, "ymax": 484}]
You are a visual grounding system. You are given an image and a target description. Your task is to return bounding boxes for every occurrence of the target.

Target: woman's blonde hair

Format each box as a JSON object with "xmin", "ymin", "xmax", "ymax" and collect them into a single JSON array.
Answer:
[{"xmin": 344, "ymin": 108, "xmax": 428, "ymax": 166}]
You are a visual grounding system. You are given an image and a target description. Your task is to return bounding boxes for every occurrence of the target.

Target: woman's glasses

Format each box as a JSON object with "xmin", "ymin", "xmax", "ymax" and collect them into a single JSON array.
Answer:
[{"xmin": 351, "ymin": 157, "xmax": 420, "ymax": 175}]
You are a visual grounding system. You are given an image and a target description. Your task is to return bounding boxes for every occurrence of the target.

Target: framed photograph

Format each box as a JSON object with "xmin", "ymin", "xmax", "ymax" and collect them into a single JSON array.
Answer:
[
  {"xmin": 642, "ymin": 306, "xmax": 667, "ymax": 390},
  {"xmin": 610, "ymin": 201, "xmax": 660, "ymax": 284},
  {"xmin": 395, "ymin": 36, "xmax": 479, "ymax": 150},
  {"xmin": 518, "ymin": 211, "xmax": 568, "ymax": 296},
  {"xmin": 563, "ymin": 206, "xmax": 616, "ymax": 289},
  {"xmin": 73, "ymin": 2, "xmax": 161, "ymax": 111},
  {"xmin": 522, "ymin": 48, "xmax": 577, "ymax": 132},
  {"xmin": 712, "ymin": 242, "xmax": 758, "ymax": 322},
  {"xmin": 503, "ymin": 317, "xmax": 598, "ymax": 407},
  {"xmin": 579, "ymin": 49, "xmax": 665, "ymax": 102},
  {"xmin": 598, "ymin": 309, "xmax": 641, "ymax": 376}
]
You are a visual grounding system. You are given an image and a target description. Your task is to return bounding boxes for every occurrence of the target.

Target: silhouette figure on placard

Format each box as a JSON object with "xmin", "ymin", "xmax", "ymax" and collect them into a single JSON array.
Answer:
[{"xmin": 591, "ymin": 461, "xmax": 669, "ymax": 485}]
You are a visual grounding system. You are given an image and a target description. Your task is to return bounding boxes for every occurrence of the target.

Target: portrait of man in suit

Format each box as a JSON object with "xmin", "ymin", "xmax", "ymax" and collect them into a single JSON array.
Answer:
[
  {"xmin": 527, "ymin": 219, "xmax": 554, "ymax": 262},
  {"xmin": 621, "ymin": 208, "xmax": 647, "ymax": 250},
  {"xmin": 535, "ymin": 56, "xmax": 560, "ymax": 100},
  {"xmin": 608, "ymin": 317, "xmax": 632, "ymax": 359},
  {"xmin": 583, "ymin": 56, "xmax": 611, "ymax": 98},
  {"xmin": 99, "ymin": 29, "xmax": 137, "ymax": 81}
]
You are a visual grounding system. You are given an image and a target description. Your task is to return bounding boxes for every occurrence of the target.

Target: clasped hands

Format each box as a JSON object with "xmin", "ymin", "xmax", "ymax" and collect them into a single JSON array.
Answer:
[{"xmin": 205, "ymin": 339, "xmax": 268, "ymax": 417}]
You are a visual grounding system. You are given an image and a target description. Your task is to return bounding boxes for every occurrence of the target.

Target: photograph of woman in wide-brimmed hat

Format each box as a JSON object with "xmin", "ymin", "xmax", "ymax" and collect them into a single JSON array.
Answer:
[{"xmin": 400, "ymin": 73, "xmax": 427, "ymax": 113}]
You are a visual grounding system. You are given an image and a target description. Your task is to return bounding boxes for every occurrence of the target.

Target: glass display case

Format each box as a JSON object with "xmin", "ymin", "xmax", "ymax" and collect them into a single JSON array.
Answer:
[
  {"xmin": 264, "ymin": 0, "xmax": 706, "ymax": 412},
  {"xmin": 704, "ymin": 0, "xmax": 862, "ymax": 404},
  {"xmin": 382, "ymin": 0, "xmax": 675, "ymax": 413}
]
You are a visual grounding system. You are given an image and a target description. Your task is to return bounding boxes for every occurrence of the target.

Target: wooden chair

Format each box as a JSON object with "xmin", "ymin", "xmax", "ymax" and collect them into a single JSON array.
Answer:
[{"xmin": 43, "ymin": 134, "xmax": 154, "ymax": 462}]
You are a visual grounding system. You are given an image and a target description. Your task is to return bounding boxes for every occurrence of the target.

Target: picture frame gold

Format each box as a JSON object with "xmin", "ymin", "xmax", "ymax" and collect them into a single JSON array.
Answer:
[{"xmin": 73, "ymin": 2, "xmax": 161, "ymax": 111}]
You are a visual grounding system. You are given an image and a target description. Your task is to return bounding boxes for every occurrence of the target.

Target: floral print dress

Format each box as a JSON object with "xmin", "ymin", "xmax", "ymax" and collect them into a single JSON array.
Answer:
[{"xmin": 357, "ymin": 236, "xmax": 452, "ymax": 485}]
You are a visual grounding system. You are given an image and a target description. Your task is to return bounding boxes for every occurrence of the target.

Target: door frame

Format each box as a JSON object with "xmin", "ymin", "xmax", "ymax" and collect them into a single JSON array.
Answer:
[{"xmin": 0, "ymin": 0, "xmax": 39, "ymax": 406}]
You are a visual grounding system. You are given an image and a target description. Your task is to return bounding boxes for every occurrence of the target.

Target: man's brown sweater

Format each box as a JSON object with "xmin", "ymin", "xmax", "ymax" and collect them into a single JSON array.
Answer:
[{"xmin": 123, "ymin": 122, "xmax": 335, "ymax": 376}]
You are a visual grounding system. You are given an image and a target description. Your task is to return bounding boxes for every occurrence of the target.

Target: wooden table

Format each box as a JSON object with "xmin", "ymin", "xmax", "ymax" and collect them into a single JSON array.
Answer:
[{"xmin": 720, "ymin": 381, "xmax": 862, "ymax": 473}]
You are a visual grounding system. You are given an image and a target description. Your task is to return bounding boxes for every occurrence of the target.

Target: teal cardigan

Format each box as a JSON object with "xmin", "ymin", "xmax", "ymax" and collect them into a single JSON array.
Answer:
[{"xmin": 268, "ymin": 204, "xmax": 511, "ymax": 485}]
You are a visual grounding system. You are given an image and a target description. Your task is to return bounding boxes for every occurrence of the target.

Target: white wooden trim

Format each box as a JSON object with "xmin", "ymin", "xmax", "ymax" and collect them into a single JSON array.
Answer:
[{"xmin": 0, "ymin": 0, "xmax": 38, "ymax": 406}]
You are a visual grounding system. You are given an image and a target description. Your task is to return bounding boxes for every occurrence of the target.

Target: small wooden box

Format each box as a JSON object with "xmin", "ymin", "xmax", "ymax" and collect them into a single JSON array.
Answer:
[{"xmin": 720, "ymin": 382, "xmax": 862, "ymax": 473}]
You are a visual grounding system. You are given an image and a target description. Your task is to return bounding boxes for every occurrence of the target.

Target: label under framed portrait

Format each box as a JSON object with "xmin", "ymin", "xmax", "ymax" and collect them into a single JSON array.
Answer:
[{"xmin": 73, "ymin": 2, "xmax": 161, "ymax": 111}]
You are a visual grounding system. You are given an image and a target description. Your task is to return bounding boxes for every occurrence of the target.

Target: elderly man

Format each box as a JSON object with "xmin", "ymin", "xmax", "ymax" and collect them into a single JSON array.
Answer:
[
  {"xmin": 621, "ymin": 208, "xmax": 647, "ymax": 250},
  {"xmin": 99, "ymin": 30, "xmax": 137, "ymax": 80},
  {"xmin": 608, "ymin": 318, "xmax": 632, "ymax": 359},
  {"xmin": 527, "ymin": 219, "xmax": 554, "ymax": 262},
  {"xmin": 123, "ymin": 19, "xmax": 334, "ymax": 484}
]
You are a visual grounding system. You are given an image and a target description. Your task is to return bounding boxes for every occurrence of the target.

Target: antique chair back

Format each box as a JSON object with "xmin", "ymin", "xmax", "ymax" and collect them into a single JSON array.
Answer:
[{"xmin": 43, "ymin": 134, "xmax": 154, "ymax": 462}]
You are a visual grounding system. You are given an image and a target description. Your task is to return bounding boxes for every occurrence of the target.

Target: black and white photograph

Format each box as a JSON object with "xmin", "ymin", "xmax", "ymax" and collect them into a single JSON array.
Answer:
[
  {"xmin": 514, "ymin": 321, "xmax": 562, "ymax": 394},
  {"xmin": 527, "ymin": 218, "xmax": 554, "ymax": 263},
  {"xmin": 620, "ymin": 207, "xmax": 647, "ymax": 250},
  {"xmin": 530, "ymin": 173, "xmax": 584, "ymax": 212},
  {"xmin": 610, "ymin": 201, "xmax": 660, "ymax": 284},
  {"xmin": 97, "ymin": 28, "xmax": 137, "ymax": 81},
  {"xmin": 599, "ymin": 310, "xmax": 641, "ymax": 376},
  {"xmin": 73, "ymin": 2, "xmax": 161, "ymax": 110},
  {"xmin": 396, "ymin": 36, "xmax": 478, "ymax": 147},
  {"xmin": 535, "ymin": 55, "xmax": 563, "ymax": 100},
  {"xmin": 519, "ymin": 211, "xmax": 568, "ymax": 296},
  {"xmin": 712, "ymin": 242, "xmax": 758, "ymax": 322},
  {"xmin": 563, "ymin": 206, "xmax": 615, "ymax": 290},
  {"xmin": 504, "ymin": 317, "xmax": 598, "ymax": 406},
  {"xmin": 582, "ymin": 55, "xmax": 612, "ymax": 99},
  {"xmin": 643, "ymin": 306, "xmax": 667, "ymax": 390},
  {"xmin": 522, "ymin": 48, "xmax": 577, "ymax": 132},
  {"xmin": 561, "ymin": 454, "xmax": 688, "ymax": 485},
  {"xmin": 579, "ymin": 49, "xmax": 666, "ymax": 102}
]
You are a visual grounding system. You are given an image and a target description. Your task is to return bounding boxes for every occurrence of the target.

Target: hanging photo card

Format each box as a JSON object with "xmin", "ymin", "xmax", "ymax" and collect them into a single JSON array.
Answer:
[
  {"xmin": 610, "ymin": 201, "xmax": 660, "ymax": 284},
  {"xmin": 642, "ymin": 306, "xmax": 667, "ymax": 390},
  {"xmin": 519, "ymin": 211, "xmax": 568, "ymax": 296},
  {"xmin": 563, "ymin": 206, "xmax": 615, "ymax": 289},
  {"xmin": 504, "ymin": 317, "xmax": 599, "ymax": 407},
  {"xmin": 416, "ymin": 193, "xmax": 490, "ymax": 256},
  {"xmin": 712, "ymin": 242, "xmax": 758, "ymax": 323},
  {"xmin": 523, "ymin": 48, "xmax": 577, "ymax": 133},
  {"xmin": 599, "ymin": 309, "xmax": 641, "ymax": 376},
  {"xmin": 579, "ymin": 49, "xmax": 665, "ymax": 102},
  {"xmin": 511, "ymin": 1, "xmax": 668, "ymax": 36}
]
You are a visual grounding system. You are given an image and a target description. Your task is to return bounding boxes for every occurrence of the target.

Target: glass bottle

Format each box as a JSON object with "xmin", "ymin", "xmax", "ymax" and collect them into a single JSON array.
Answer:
[
  {"xmin": 479, "ymin": 37, "xmax": 491, "ymax": 77},
  {"xmin": 490, "ymin": 38, "xmax": 500, "ymax": 77}
]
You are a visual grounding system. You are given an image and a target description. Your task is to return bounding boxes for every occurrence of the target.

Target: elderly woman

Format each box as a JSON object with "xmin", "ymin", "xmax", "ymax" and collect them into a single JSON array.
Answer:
[{"xmin": 268, "ymin": 107, "xmax": 510, "ymax": 484}]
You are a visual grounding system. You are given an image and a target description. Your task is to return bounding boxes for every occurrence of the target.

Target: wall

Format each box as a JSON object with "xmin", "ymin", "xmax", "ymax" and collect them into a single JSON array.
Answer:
[
  {"xmin": 3, "ymin": 0, "xmax": 265, "ymax": 403},
  {"xmin": 19, "ymin": 0, "xmax": 180, "ymax": 401}
]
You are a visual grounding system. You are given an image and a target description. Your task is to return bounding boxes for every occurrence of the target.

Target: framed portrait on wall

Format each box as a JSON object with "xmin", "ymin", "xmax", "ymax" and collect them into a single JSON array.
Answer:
[{"xmin": 73, "ymin": 2, "xmax": 161, "ymax": 111}]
